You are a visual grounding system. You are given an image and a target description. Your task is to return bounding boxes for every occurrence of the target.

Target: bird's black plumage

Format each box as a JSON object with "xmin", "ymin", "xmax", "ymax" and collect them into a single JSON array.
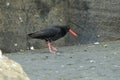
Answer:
[{"xmin": 28, "ymin": 25, "xmax": 70, "ymax": 42}]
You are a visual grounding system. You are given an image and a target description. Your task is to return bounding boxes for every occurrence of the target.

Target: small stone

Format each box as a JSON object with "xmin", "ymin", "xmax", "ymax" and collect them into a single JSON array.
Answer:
[
  {"xmin": 89, "ymin": 60, "xmax": 96, "ymax": 63},
  {"xmin": 14, "ymin": 43, "xmax": 18, "ymax": 46},
  {"xmin": 84, "ymin": 50, "xmax": 87, "ymax": 52},
  {"xmin": 103, "ymin": 44, "xmax": 108, "ymax": 48},
  {"xmin": 69, "ymin": 56, "xmax": 72, "ymax": 58},
  {"xmin": 59, "ymin": 19, "xmax": 63, "ymax": 22},
  {"xmin": 94, "ymin": 42, "xmax": 100, "ymax": 45},
  {"xmin": 97, "ymin": 35, "xmax": 100, "ymax": 37},
  {"xmin": 113, "ymin": 65, "xmax": 120, "ymax": 68},
  {"xmin": 19, "ymin": 17, "xmax": 23, "ymax": 22},
  {"xmin": 6, "ymin": 2, "xmax": 10, "ymax": 6},
  {"xmin": 30, "ymin": 46, "xmax": 34, "ymax": 50}
]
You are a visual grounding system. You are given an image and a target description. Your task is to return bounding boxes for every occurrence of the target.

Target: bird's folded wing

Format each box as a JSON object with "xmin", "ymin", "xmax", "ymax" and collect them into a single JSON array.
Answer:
[{"xmin": 28, "ymin": 28, "xmax": 60, "ymax": 39}]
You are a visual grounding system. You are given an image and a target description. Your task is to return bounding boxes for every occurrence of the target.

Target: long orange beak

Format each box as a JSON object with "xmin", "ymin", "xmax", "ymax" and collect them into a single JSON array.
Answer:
[{"xmin": 69, "ymin": 29, "xmax": 78, "ymax": 37}]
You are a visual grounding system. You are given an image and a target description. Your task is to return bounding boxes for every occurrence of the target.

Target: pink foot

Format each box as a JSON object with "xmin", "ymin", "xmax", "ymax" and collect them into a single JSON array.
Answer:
[{"xmin": 47, "ymin": 41, "xmax": 57, "ymax": 53}]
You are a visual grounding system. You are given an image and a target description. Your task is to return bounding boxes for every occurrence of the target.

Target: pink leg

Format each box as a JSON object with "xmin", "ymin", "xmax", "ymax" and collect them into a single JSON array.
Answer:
[
  {"xmin": 50, "ymin": 45, "xmax": 57, "ymax": 52},
  {"xmin": 47, "ymin": 41, "xmax": 57, "ymax": 53},
  {"xmin": 47, "ymin": 42, "xmax": 53, "ymax": 53}
]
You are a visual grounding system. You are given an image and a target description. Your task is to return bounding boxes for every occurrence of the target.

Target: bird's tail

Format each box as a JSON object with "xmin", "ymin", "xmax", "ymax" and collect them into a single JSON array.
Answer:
[
  {"xmin": 27, "ymin": 33, "xmax": 34, "ymax": 39},
  {"xmin": 27, "ymin": 33, "xmax": 34, "ymax": 37}
]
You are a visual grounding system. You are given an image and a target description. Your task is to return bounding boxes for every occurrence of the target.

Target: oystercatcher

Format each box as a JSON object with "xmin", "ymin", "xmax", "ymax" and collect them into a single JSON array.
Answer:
[{"xmin": 28, "ymin": 25, "xmax": 78, "ymax": 53}]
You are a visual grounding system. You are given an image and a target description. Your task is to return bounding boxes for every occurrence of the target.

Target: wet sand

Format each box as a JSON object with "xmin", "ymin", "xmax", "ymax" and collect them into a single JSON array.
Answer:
[{"xmin": 6, "ymin": 41, "xmax": 120, "ymax": 80}]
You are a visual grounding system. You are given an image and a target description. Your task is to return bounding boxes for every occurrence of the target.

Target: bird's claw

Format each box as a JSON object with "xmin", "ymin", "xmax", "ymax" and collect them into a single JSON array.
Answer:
[
  {"xmin": 49, "ymin": 46, "xmax": 57, "ymax": 54},
  {"xmin": 47, "ymin": 41, "xmax": 57, "ymax": 54}
]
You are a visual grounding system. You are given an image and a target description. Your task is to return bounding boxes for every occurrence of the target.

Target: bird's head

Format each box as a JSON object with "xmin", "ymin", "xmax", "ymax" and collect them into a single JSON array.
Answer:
[{"xmin": 65, "ymin": 25, "xmax": 78, "ymax": 37}]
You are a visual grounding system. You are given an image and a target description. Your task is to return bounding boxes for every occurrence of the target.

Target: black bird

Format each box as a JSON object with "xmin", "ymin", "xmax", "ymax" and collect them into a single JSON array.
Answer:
[{"xmin": 28, "ymin": 25, "xmax": 78, "ymax": 53}]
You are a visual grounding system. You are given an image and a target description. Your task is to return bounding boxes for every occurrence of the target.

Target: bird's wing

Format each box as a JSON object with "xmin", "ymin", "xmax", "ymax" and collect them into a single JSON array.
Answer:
[{"xmin": 28, "ymin": 27, "xmax": 61, "ymax": 39}]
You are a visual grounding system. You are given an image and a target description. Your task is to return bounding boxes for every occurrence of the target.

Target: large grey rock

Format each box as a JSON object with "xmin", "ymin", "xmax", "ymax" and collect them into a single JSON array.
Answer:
[{"xmin": 0, "ymin": 50, "xmax": 30, "ymax": 80}]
